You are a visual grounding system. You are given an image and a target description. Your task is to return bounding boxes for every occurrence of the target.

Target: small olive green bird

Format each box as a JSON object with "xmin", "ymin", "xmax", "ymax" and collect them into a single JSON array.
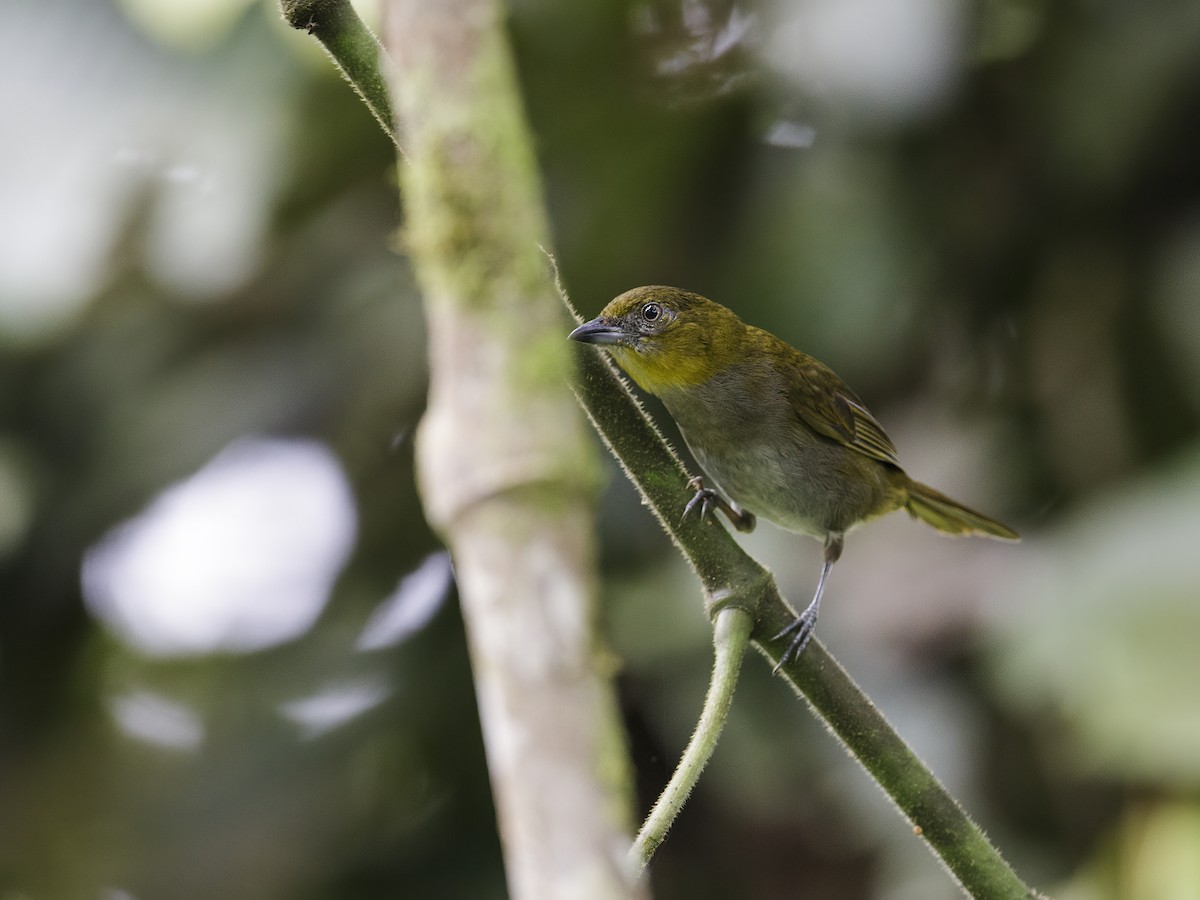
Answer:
[{"xmin": 569, "ymin": 285, "xmax": 1018, "ymax": 669}]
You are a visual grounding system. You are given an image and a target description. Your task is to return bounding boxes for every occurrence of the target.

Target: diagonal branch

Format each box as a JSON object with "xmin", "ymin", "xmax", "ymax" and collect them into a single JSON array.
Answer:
[
  {"xmin": 279, "ymin": 0, "xmax": 398, "ymax": 148},
  {"xmin": 567, "ymin": 335, "xmax": 1041, "ymax": 898}
]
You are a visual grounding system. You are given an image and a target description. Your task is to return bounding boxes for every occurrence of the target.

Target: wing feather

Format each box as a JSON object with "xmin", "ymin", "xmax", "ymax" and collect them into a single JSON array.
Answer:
[{"xmin": 788, "ymin": 356, "xmax": 901, "ymax": 467}]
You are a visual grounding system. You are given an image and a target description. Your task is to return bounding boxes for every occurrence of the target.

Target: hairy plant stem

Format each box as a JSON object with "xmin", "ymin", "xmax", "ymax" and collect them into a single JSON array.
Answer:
[
  {"xmin": 630, "ymin": 606, "xmax": 753, "ymax": 872},
  {"xmin": 279, "ymin": 0, "xmax": 397, "ymax": 146}
]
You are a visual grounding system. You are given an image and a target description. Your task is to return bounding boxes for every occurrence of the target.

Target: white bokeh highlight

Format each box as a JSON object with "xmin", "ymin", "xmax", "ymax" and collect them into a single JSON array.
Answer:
[
  {"xmin": 83, "ymin": 437, "xmax": 357, "ymax": 657},
  {"xmin": 768, "ymin": 0, "xmax": 965, "ymax": 125},
  {"xmin": 279, "ymin": 680, "xmax": 390, "ymax": 739},
  {"xmin": 356, "ymin": 552, "xmax": 453, "ymax": 652},
  {"xmin": 0, "ymin": 2, "xmax": 282, "ymax": 342},
  {"xmin": 109, "ymin": 689, "xmax": 206, "ymax": 751}
]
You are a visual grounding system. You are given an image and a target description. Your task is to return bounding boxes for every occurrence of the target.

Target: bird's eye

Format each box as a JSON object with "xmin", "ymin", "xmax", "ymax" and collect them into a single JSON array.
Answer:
[{"xmin": 641, "ymin": 303, "xmax": 662, "ymax": 322}]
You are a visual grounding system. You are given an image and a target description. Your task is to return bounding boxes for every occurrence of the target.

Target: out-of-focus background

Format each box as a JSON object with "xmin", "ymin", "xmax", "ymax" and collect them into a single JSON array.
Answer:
[{"xmin": 3, "ymin": 0, "xmax": 1199, "ymax": 897}]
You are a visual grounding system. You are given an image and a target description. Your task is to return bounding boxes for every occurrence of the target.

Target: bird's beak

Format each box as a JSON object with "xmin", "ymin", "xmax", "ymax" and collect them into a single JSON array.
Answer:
[{"xmin": 568, "ymin": 317, "xmax": 630, "ymax": 346}]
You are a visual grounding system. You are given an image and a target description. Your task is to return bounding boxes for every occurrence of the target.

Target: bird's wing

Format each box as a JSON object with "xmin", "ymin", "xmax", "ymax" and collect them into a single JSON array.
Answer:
[{"xmin": 789, "ymin": 358, "xmax": 901, "ymax": 468}]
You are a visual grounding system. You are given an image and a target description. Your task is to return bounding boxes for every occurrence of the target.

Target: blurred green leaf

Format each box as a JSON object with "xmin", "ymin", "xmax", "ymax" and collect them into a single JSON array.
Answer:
[{"xmin": 989, "ymin": 447, "xmax": 1200, "ymax": 785}]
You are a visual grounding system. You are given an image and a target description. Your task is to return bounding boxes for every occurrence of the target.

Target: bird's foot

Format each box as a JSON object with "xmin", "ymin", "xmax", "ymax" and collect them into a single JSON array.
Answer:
[
  {"xmin": 683, "ymin": 476, "xmax": 721, "ymax": 523},
  {"xmin": 771, "ymin": 609, "xmax": 818, "ymax": 673},
  {"xmin": 682, "ymin": 476, "xmax": 756, "ymax": 532}
]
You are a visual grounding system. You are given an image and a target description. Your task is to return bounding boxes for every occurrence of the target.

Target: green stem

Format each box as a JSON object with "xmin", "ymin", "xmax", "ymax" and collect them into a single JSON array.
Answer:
[
  {"xmin": 630, "ymin": 606, "xmax": 753, "ymax": 872},
  {"xmin": 773, "ymin": 638, "xmax": 1040, "ymax": 897},
  {"xmin": 279, "ymin": 0, "xmax": 399, "ymax": 148}
]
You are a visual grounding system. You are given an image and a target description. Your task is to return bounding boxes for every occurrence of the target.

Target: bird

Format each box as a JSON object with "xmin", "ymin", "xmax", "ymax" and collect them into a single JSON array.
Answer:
[{"xmin": 568, "ymin": 285, "xmax": 1018, "ymax": 669}]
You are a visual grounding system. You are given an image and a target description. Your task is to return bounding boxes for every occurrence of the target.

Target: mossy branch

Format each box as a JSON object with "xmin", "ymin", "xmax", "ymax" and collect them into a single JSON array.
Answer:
[
  {"xmin": 286, "ymin": 5, "xmax": 1043, "ymax": 896},
  {"xmin": 306, "ymin": 1, "xmax": 645, "ymax": 898}
]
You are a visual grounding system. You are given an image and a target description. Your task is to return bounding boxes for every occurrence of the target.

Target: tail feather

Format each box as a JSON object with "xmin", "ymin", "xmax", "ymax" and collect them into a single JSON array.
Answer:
[{"xmin": 904, "ymin": 480, "xmax": 1019, "ymax": 541}]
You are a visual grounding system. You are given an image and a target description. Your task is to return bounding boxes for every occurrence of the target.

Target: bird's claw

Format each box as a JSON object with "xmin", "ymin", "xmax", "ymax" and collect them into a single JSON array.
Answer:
[
  {"xmin": 682, "ymin": 475, "xmax": 757, "ymax": 533},
  {"xmin": 771, "ymin": 610, "xmax": 817, "ymax": 673},
  {"xmin": 683, "ymin": 476, "xmax": 720, "ymax": 524},
  {"xmin": 683, "ymin": 489, "xmax": 721, "ymax": 523}
]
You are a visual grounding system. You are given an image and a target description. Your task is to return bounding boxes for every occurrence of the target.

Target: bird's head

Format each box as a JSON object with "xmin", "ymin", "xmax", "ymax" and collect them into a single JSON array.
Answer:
[{"xmin": 568, "ymin": 286, "xmax": 746, "ymax": 395}]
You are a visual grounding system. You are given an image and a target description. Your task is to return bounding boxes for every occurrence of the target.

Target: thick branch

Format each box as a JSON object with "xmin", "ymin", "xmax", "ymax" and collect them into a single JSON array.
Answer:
[{"xmin": 380, "ymin": 3, "xmax": 643, "ymax": 899}]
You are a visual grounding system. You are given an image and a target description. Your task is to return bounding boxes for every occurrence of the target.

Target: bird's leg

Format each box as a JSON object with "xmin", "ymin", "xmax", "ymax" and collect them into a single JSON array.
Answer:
[
  {"xmin": 772, "ymin": 534, "xmax": 844, "ymax": 672},
  {"xmin": 682, "ymin": 475, "xmax": 756, "ymax": 533}
]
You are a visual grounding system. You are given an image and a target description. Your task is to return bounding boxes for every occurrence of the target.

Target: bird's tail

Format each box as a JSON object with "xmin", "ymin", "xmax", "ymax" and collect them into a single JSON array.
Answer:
[{"xmin": 904, "ymin": 479, "xmax": 1019, "ymax": 541}]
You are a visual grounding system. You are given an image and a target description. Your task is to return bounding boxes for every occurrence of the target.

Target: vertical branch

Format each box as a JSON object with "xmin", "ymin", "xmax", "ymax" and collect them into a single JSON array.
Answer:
[{"xmin": 381, "ymin": 3, "xmax": 645, "ymax": 899}]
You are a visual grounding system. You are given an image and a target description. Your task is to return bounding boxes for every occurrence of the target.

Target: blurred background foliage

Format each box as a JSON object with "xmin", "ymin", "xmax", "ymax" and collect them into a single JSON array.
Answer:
[{"xmin": 2, "ymin": 0, "xmax": 1199, "ymax": 897}]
